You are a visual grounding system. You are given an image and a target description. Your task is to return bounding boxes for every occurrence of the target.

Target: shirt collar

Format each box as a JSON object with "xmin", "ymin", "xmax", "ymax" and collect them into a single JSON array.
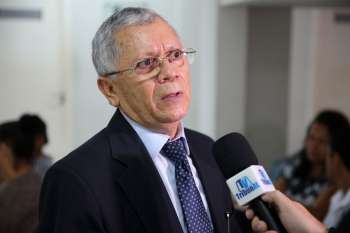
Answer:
[{"xmin": 120, "ymin": 111, "xmax": 190, "ymax": 160}]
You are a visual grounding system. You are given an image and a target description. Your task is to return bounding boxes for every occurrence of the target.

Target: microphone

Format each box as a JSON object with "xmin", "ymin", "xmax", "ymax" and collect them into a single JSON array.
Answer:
[{"xmin": 213, "ymin": 132, "xmax": 287, "ymax": 233}]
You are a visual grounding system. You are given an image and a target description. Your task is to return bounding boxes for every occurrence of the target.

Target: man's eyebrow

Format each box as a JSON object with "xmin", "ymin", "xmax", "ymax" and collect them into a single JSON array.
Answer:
[
  {"xmin": 164, "ymin": 45, "xmax": 181, "ymax": 52},
  {"xmin": 133, "ymin": 50, "xmax": 160, "ymax": 61},
  {"xmin": 132, "ymin": 46, "xmax": 181, "ymax": 62}
]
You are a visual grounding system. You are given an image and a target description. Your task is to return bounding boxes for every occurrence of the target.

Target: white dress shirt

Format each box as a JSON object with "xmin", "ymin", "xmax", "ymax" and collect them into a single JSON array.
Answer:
[
  {"xmin": 323, "ymin": 189, "xmax": 350, "ymax": 227},
  {"xmin": 121, "ymin": 111, "xmax": 212, "ymax": 233}
]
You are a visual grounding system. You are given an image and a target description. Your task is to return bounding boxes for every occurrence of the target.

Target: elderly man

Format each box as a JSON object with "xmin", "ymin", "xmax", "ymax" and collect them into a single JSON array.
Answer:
[{"xmin": 38, "ymin": 7, "xmax": 245, "ymax": 233}]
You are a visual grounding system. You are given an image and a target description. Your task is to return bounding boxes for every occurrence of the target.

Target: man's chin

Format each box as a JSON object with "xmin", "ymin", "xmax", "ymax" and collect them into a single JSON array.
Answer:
[{"xmin": 157, "ymin": 110, "xmax": 188, "ymax": 124}]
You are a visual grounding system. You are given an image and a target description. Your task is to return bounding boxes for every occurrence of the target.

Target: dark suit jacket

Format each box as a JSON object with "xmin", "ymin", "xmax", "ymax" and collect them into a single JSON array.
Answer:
[{"xmin": 37, "ymin": 110, "xmax": 247, "ymax": 233}]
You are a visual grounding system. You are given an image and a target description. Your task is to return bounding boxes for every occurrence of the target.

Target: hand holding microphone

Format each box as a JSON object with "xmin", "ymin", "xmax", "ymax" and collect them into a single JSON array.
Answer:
[
  {"xmin": 245, "ymin": 191, "xmax": 327, "ymax": 233},
  {"xmin": 213, "ymin": 132, "xmax": 329, "ymax": 233},
  {"xmin": 213, "ymin": 133, "xmax": 287, "ymax": 233}
]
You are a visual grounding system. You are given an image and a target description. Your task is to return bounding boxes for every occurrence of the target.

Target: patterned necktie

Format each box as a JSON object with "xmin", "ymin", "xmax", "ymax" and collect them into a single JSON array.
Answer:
[{"xmin": 161, "ymin": 138, "xmax": 213, "ymax": 233}]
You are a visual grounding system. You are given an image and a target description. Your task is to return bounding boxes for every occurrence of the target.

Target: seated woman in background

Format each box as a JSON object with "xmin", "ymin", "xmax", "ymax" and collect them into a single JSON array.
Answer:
[
  {"xmin": 0, "ymin": 121, "xmax": 41, "ymax": 233},
  {"xmin": 274, "ymin": 110, "xmax": 350, "ymax": 220},
  {"xmin": 20, "ymin": 114, "xmax": 53, "ymax": 178}
]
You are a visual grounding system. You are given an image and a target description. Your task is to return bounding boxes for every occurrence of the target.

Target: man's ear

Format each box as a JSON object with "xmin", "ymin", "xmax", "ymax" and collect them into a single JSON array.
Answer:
[{"xmin": 97, "ymin": 77, "xmax": 120, "ymax": 107}]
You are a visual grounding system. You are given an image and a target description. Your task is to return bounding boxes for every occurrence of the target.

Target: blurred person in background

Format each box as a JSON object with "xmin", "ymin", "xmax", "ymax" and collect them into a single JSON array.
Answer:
[
  {"xmin": 0, "ymin": 121, "xmax": 41, "ymax": 233},
  {"xmin": 0, "ymin": 127, "xmax": 17, "ymax": 183},
  {"xmin": 273, "ymin": 110, "xmax": 350, "ymax": 220},
  {"xmin": 246, "ymin": 126, "xmax": 350, "ymax": 233},
  {"xmin": 19, "ymin": 114, "xmax": 52, "ymax": 178},
  {"xmin": 323, "ymin": 126, "xmax": 350, "ymax": 228}
]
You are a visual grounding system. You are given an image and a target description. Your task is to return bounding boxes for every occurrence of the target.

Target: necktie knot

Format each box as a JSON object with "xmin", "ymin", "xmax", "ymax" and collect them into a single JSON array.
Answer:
[{"xmin": 161, "ymin": 138, "xmax": 187, "ymax": 164}]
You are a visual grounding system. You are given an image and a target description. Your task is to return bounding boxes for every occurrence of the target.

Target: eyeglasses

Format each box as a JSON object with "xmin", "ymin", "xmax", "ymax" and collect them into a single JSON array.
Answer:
[{"xmin": 102, "ymin": 48, "xmax": 196, "ymax": 77}]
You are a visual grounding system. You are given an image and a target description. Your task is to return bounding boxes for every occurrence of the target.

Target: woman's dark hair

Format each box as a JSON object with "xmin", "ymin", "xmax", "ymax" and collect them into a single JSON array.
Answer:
[
  {"xmin": 330, "ymin": 127, "xmax": 350, "ymax": 171},
  {"xmin": 312, "ymin": 110, "xmax": 350, "ymax": 145},
  {"xmin": 0, "ymin": 121, "xmax": 35, "ymax": 164},
  {"xmin": 294, "ymin": 110, "xmax": 350, "ymax": 178},
  {"xmin": 19, "ymin": 114, "xmax": 48, "ymax": 144}
]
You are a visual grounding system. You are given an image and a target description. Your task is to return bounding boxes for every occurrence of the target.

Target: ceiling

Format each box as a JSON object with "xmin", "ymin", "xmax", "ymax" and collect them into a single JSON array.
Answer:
[{"xmin": 220, "ymin": 0, "xmax": 350, "ymax": 7}]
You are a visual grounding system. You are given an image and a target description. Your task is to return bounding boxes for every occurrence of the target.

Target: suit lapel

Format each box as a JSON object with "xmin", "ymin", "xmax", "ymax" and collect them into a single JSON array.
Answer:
[{"xmin": 106, "ymin": 110, "xmax": 183, "ymax": 233}]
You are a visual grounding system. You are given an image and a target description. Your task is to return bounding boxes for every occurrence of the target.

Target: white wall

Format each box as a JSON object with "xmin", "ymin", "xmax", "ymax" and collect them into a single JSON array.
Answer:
[
  {"xmin": 3, "ymin": 1, "xmax": 349, "ymax": 162},
  {"xmin": 313, "ymin": 8, "xmax": 350, "ymax": 116},
  {"xmin": 287, "ymin": 8, "xmax": 319, "ymax": 154},
  {"xmin": 68, "ymin": 0, "xmax": 113, "ymax": 148},
  {"xmin": 245, "ymin": 7, "xmax": 291, "ymax": 167},
  {"xmin": 287, "ymin": 7, "xmax": 350, "ymax": 154},
  {"xmin": 0, "ymin": 0, "xmax": 73, "ymax": 160},
  {"xmin": 216, "ymin": 6, "xmax": 248, "ymax": 138}
]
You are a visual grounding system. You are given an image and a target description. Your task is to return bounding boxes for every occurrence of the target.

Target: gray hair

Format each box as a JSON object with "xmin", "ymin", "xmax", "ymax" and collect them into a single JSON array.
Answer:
[{"xmin": 92, "ymin": 7, "xmax": 165, "ymax": 77}]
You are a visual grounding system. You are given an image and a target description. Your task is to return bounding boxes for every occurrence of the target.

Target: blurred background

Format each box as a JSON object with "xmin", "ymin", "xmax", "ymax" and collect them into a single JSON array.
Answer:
[{"xmin": 0, "ymin": 0, "xmax": 349, "ymax": 169}]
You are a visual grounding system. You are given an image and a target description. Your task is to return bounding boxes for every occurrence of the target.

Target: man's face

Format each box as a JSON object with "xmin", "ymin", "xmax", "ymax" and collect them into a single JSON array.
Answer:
[{"xmin": 100, "ymin": 18, "xmax": 191, "ymax": 134}]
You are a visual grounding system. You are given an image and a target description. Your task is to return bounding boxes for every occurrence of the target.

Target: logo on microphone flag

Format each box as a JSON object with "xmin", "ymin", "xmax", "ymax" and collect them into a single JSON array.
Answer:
[
  {"xmin": 226, "ymin": 165, "xmax": 275, "ymax": 206},
  {"xmin": 235, "ymin": 176, "xmax": 260, "ymax": 200}
]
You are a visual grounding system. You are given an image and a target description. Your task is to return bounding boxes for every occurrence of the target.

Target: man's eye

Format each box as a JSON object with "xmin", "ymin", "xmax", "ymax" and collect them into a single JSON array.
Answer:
[
  {"xmin": 136, "ymin": 58, "xmax": 155, "ymax": 69},
  {"xmin": 169, "ymin": 50, "xmax": 183, "ymax": 61}
]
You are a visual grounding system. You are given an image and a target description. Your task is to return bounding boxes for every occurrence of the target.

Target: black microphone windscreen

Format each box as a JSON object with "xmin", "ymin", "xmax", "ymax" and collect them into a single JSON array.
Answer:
[{"xmin": 213, "ymin": 132, "xmax": 259, "ymax": 179}]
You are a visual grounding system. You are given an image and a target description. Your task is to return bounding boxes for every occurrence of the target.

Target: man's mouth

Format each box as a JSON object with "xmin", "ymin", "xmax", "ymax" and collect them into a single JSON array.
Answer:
[{"xmin": 161, "ymin": 91, "xmax": 183, "ymax": 100}]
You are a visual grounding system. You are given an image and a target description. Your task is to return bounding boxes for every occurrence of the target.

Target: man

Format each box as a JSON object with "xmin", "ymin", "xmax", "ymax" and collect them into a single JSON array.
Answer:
[
  {"xmin": 38, "ymin": 7, "xmax": 246, "ymax": 233},
  {"xmin": 246, "ymin": 127, "xmax": 350, "ymax": 233}
]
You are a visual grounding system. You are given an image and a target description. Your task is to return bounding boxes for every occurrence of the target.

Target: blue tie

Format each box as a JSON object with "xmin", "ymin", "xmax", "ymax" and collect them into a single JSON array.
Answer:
[{"xmin": 161, "ymin": 138, "xmax": 213, "ymax": 233}]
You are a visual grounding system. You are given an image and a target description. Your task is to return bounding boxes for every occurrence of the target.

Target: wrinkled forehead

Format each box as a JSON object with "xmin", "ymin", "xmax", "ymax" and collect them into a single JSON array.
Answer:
[{"xmin": 116, "ymin": 18, "xmax": 183, "ymax": 63}]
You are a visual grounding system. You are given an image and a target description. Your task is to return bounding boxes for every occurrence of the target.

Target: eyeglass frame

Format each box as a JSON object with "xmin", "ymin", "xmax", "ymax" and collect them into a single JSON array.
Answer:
[{"xmin": 101, "ymin": 48, "xmax": 196, "ymax": 77}]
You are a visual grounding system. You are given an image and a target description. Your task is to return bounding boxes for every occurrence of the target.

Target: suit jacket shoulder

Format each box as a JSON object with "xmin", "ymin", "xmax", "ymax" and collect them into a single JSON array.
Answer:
[
  {"xmin": 185, "ymin": 128, "xmax": 214, "ymax": 143},
  {"xmin": 38, "ymin": 111, "xmax": 182, "ymax": 233}
]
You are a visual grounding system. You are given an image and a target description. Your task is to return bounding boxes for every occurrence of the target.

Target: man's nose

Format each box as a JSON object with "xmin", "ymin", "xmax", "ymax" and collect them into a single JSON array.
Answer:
[{"xmin": 156, "ymin": 59, "xmax": 178, "ymax": 83}]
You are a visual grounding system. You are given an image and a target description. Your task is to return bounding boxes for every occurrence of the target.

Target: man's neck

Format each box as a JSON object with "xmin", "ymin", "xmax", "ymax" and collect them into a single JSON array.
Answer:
[
  {"xmin": 120, "ymin": 110, "xmax": 181, "ymax": 139},
  {"xmin": 158, "ymin": 123, "xmax": 180, "ymax": 139}
]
